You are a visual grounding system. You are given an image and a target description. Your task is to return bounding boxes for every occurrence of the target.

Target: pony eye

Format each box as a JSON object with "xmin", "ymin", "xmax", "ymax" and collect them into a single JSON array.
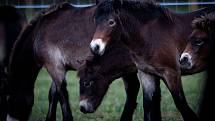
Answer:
[
  {"xmin": 194, "ymin": 39, "xmax": 204, "ymax": 46},
  {"xmin": 108, "ymin": 19, "xmax": 116, "ymax": 27}
]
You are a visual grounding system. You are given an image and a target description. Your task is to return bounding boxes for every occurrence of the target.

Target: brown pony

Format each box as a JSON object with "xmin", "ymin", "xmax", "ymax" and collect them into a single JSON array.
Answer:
[
  {"xmin": 88, "ymin": 0, "xmax": 215, "ymax": 121},
  {"xmin": 180, "ymin": 13, "xmax": 215, "ymax": 71},
  {"xmin": 0, "ymin": 5, "xmax": 27, "ymax": 120},
  {"xmin": 7, "ymin": 2, "xmax": 139, "ymax": 121},
  {"xmin": 180, "ymin": 13, "xmax": 215, "ymax": 121}
]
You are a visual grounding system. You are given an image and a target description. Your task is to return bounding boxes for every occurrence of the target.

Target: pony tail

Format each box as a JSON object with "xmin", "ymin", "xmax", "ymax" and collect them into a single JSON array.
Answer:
[{"xmin": 9, "ymin": 14, "xmax": 42, "ymax": 72}]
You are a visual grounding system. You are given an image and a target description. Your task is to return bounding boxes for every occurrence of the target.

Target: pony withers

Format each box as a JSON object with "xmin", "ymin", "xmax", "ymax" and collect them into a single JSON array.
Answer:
[
  {"xmin": 86, "ymin": 0, "xmax": 215, "ymax": 121},
  {"xmin": 7, "ymin": 2, "xmax": 139, "ymax": 121},
  {"xmin": 180, "ymin": 13, "xmax": 215, "ymax": 121},
  {"xmin": 0, "ymin": 5, "xmax": 27, "ymax": 120}
]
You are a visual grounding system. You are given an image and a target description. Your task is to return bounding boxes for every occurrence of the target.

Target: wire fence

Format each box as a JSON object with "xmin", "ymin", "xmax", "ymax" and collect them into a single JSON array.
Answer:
[
  {"xmin": 12, "ymin": 2, "xmax": 215, "ymax": 8},
  {"xmin": 1, "ymin": 0, "xmax": 215, "ymax": 5},
  {"xmin": 1, "ymin": 0, "xmax": 214, "ymax": 19}
]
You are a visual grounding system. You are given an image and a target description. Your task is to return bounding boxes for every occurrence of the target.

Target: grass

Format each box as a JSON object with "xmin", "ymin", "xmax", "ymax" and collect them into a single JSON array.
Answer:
[{"xmin": 29, "ymin": 69, "xmax": 205, "ymax": 121}]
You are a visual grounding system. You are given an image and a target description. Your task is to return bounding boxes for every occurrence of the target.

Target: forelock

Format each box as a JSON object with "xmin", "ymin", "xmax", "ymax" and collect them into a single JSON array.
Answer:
[{"xmin": 192, "ymin": 13, "xmax": 215, "ymax": 32}]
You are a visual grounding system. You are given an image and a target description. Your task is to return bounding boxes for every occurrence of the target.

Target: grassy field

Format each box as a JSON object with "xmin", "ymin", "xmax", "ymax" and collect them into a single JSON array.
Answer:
[
  {"xmin": 29, "ymin": 69, "xmax": 205, "ymax": 121},
  {"xmin": 16, "ymin": 6, "xmax": 206, "ymax": 121}
]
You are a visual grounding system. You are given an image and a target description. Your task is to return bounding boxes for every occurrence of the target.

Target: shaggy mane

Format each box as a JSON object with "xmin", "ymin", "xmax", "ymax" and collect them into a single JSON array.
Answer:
[
  {"xmin": 192, "ymin": 13, "xmax": 215, "ymax": 32},
  {"xmin": 96, "ymin": 0, "xmax": 173, "ymax": 22}
]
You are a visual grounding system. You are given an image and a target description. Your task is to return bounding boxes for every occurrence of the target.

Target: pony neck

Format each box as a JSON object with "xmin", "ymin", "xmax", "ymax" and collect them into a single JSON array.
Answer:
[
  {"xmin": 120, "ymin": 1, "xmax": 169, "ymax": 22},
  {"xmin": 119, "ymin": 11, "xmax": 139, "ymax": 43}
]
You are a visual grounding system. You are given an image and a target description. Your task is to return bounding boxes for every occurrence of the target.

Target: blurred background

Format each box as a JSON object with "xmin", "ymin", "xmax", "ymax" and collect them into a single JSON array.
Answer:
[{"xmin": 0, "ymin": 0, "xmax": 214, "ymax": 121}]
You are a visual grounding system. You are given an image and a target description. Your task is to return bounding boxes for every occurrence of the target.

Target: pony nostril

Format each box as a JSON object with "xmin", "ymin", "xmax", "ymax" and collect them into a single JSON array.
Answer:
[
  {"xmin": 80, "ymin": 105, "xmax": 87, "ymax": 114},
  {"xmin": 180, "ymin": 55, "xmax": 193, "ymax": 69},
  {"xmin": 180, "ymin": 53, "xmax": 192, "ymax": 67},
  {"xmin": 180, "ymin": 57, "xmax": 189, "ymax": 64},
  {"xmin": 94, "ymin": 44, "xmax": 100, "ymax": 52},
  {"xmin": 180, "ymin": 56, "xmax": 190, "ymax": 65},
  {"xmin": 90, "ymin": 44, "xmax": 100, "ymax": 55},
  {"xmin": 90, "ymin": 39, "xmax": 106, "ymax": 56}
]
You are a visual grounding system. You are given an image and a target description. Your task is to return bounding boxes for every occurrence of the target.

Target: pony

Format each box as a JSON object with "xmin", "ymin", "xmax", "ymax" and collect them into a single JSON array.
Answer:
[
  {"xmin": 7, "ymin": 2, "xmax": 139, "ymax": 121},
  {"xmin": 87, "ymin": 0, "xmax": 215, "ymax": 121},
  {"xmin": 180, "ymin": 13, "xmax": 215, "ymax": 71},
  {"xmin": 0, "ymin": 5, "xmax": 27, "ymax": 120},
  {"xmin": 180, "ymin": 13, "xmax": 215, "ymax": 121}
]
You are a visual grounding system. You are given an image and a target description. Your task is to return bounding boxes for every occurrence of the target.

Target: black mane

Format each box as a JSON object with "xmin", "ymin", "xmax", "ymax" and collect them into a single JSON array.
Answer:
[
  {"xmin": 95, "ymin": 0, "xmax": 173, "ymax": 22},
  {"xmin": 192, "ymin": 13, "xmax": 215, "ymax": 32}
]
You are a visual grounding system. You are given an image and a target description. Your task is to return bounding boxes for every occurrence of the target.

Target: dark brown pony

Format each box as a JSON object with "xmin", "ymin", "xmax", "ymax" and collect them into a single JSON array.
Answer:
[
  {"xmin": 7, "ymin": 2, "xmax": 139, "ymax": 121},
  {"xmin": 78, "ymin": 40, "xmax": 139, "ymax": 121},
  {"xmin": 180, "ymin": 13, "xmax": 215, "ymax": 121},
  {"xmin": 180, "ymin": 13, "xmax": 215, "ymax": 71},
  {"xmin": 0, "ymin": 5, "xmax": 27, "ymax": 120},
  {"xmin": 88, "ymin": 0, "xmax": 215, "ymax": 121}
]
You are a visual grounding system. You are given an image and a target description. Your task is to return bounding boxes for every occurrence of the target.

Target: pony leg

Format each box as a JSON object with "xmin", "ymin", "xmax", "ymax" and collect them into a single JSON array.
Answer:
[
  {"xmin": 0, "ymin": 70, "xmax": 8, "ymax": 120},
  {"xmin": 7, "ymin": 91, "xmax": 36, "ymax": 121},
  {"xmin": 46, "ymin": 82, "xmax": 59, "ymax": 121},
  {"xmin": 137, "ymin": 71, "xmax": 161, "ymax": 121},
  {"xmin": 58, "ymin": 79, "xmax": 72, "ymax": 121},
  {"xmin": 46, "ymin": 64, "xmax": 73, "ymax": 121},
  {"xmin": 120, "ymin": 72, "xmax": 140, "ymax": 121},
  {"xmin": 0, "ymin": 95, "xmax": 7, "ymax": 120},
  {"xmin": 163, "ymin": 70, "xmax": 198, "ymax": 121}
]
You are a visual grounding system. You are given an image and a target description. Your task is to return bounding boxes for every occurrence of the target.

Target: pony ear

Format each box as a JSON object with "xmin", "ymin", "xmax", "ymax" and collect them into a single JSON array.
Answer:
[
  {"xmin": 77, "ymin": 59, "xmax": 85, "ymax": 65},
  {"xmin": 85, "ymin": 54, "xmax": 96, "ymax": 66},
  {"xmin": 76, "ymin": 55, "xmax": 94, "ymax": 67}
]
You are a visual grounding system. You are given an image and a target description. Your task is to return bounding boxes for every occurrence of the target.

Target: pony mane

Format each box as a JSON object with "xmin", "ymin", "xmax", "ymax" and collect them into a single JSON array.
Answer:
[
  {"xmin": 192, "ymin": 13, "xmax": 215, "ymax": 32},
  {"xmin": 97, "ymin": 0, "xmax": 156, "ymax": 13},
  {"xmin": 120, "ymin": 0, "xmax": 157, "ymax": 11},
  {"xmin": 122, "ymin": 0, "xmax": 173, "ymax": 22},
  {"xmin": 96, "ymin": 0, "xmax": 173, "ymax": 23},
  {"xmin": 39, "ymin": 2, "xmax": 72, "ymax": 16}
]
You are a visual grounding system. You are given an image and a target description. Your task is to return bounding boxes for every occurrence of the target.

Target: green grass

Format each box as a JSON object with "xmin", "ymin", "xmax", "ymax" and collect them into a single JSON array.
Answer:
[{"xmin": 29, "ymin": 69, "xmax": 205, "ymax": 121}]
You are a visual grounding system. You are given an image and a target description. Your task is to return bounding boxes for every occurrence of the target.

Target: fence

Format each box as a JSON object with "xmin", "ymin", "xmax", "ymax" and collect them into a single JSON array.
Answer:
[{"xmin": 0, "ymin": 0, "xmax": 215, "ymax": 19}]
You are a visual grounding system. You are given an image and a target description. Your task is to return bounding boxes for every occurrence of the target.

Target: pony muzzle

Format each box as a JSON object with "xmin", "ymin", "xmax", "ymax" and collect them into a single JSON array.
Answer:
[
  {"xmin": 180, "ymin": 53, "xmax": 193, "ymax": 69},
  {"xmin": 90, "ymin": 39, "xmax": 106, "ymax": 56},
  {"xmin": 79, "ymin": 99, "xmax": 95, "ymax": 114}
]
